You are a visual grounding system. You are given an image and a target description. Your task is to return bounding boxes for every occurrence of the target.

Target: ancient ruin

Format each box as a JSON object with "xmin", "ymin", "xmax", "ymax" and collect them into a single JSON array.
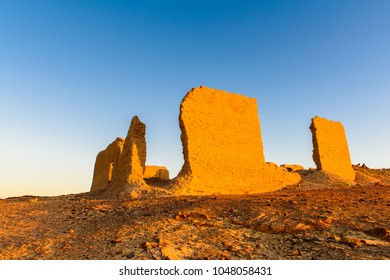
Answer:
[
  {"xmin": 89, "ymin": 117, "xmax": 147, "ymax": 197},
  {"xmin": 310, "ymin": 116, "xmax": 355, "ymax": 182},
  {"xmin": 281, "ymin": 164, "xmax": 304, "ymax": 172},
  {"xmin": 169, "ymin": 86, "xmax": 301, "ymax": 195},
  {"xmin": 104, "ymin": 116, "xmax": 147, "ymax": 197},
  {"xmin": 144, "ymin": 166, "xmax": 170, "ymax": 180},
  {"xmin": 90, "ymin": 137, "xmax": 124, "ymax": 192},
  {"xmin": 88, "ymin": 87, "xmax": 363, "ymax": 197}
]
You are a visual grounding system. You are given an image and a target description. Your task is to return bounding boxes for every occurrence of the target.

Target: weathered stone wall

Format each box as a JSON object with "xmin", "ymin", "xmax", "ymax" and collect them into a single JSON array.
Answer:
[
  {"xmin": 144, "ymin": 166, "xmax": 170, "ymax": 180},
  {"xmin": 90, "ymin": 137, "xmax": 124, "ymax": 192},
  {"xmin": 281, "ymin": 164, "xmax": 304, "ymax": 172},
  {"xmin": 170, "ymin": 86, "xmax": 300, "ymax": 195},
  {"xmin": 110, "ymin": 116, "xmax": 147, "ymax": 192},
  {"xmin": 310, "ymin": 116, "xmax": 355, "ymax": 182}
]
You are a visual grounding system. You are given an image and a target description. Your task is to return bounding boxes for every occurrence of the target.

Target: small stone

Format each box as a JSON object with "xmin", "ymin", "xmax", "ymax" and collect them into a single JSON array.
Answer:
[
  {"xmin": 290, "ymin": 250, "xmax": 300, "ymax": 256},
  {"xmin": 332, "ymin": 234, "xmax": 341, "ymax": 242},
  {"xmin": 293, "ymin": 223, "xmax": 313, "ymax": 232},
  {"xmin": 321, "ymin": 216, "xmax": 333, "ymax": 224},
  {"xmin": 110, "ymin": 237, "xmax": 123, "ymax": 244},
  {"xmin": 270, "ymin": 222, "xmax": 286, "ymax": 233},
  {"xmin": 69, "ymin": 229, "xmax": 75, "ymax": 234},
  {"xmin": 340, "ymin": 236, "xmax": 363, "ymax": 247},
  {"xmin": 161, "ymin": 245, "xmax": 185, "ymax": 260}
]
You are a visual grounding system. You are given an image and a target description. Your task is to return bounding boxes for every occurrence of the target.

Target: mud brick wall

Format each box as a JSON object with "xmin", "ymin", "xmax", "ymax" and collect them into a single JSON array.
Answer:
[
  {"xmin": 144, "ymin": 166, "xmax": 170, "ymax": 180},
  {"xmin": 171, "ymin": 86, "xmax": 300, "ymax": 195},
  {"xmin": 310, "ymin": 116, "xmax": 355, "ymax": 182},
  {"xmin": 111, "ymin": 116, "xmax": 146, "ymax": 188},
  {"xmin": 90, "ymin": 137, "xmax": 124, "ymax": 192}
]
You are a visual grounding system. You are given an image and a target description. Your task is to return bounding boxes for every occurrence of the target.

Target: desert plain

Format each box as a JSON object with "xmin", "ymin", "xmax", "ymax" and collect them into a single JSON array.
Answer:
[{"xmin": 0, "ymin": 165, "xmax": 389, "ymax": 260}]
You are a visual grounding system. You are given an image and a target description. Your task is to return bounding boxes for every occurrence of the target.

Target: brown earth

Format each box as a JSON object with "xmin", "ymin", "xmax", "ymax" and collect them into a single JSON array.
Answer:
[{"xmin": 1, "ymin": 166, "xmax": 389, "ymax": 260}]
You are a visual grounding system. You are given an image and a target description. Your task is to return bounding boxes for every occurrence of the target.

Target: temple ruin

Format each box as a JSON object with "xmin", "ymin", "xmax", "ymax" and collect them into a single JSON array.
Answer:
[
  {"xmin": 91, "ymin": 87, "xmax": 361, "ymax": 197},
  {"xmin": 310, "ymin": 116, "xmax": 355, "ymax": 182},
  {"xmin": 169, "ymin": 86, "xmax": 301, "ymax": 195}
]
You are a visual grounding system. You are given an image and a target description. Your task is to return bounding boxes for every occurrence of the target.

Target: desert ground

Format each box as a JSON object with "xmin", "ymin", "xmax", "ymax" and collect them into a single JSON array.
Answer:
[{"xmin": 1, "ymin": 165, "xmax": 389, "ymax": 260}]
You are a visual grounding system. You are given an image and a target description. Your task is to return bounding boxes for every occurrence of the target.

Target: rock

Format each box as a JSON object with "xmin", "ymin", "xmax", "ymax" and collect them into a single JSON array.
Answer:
[
  {"xmin": 189, "ymin": 211, "xmax": 210, "ymax": 221},
  {"xmin": 320, "ymin": 216, "xmax": 333, "ymax": 224},
  {"xmin": 340, "ymin": 236, "xmax": 363, "ymax": 247},
  {"xmin": 110, "ymin": 237, "xmax": 123, "ymax": 244},
  {"xmin": 269, "ymin": 222, "xmax": 286, "ymax": 233},
  {"xmin": 310, "ymin": 116, "xmax": 355, "ymax": 182},
  {"xmin": 161, "ymin": 245, "xmax": 185, "ymax": 260},
  {"xmin": 170, "ymin": 86, "xmax": 300, "ymax": 195},
  {"xmin": 363, "ymin": 228, "xmax": 390, "ymax": 239},
  {"xmin": 292, "ymin": 223, "xmax": 313, "ymax": 232},
  {"xmin": 289, "ymin": 250, "xmax": 300, "ymax": 256}
]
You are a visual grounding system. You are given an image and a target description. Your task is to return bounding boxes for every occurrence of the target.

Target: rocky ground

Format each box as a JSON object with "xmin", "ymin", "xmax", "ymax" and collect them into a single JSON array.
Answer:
[{"xmin": 1, "ymin": 166, "xmax": 389, "ymax": 260}]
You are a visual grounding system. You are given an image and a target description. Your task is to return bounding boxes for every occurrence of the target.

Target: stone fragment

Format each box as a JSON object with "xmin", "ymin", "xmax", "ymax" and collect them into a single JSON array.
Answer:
[
  {"xmin": 170, "ymin": 86, "xmax": 300, "ymax": 195},
  {"xmin": 310, "ymin": 116, "xmax": 355, "ymax": 182},
  {"xmin": 161, "ymin": 245, "xmax": 185, "ymax": 260},
  {"xmin": 144, "ymin": 166, "xmax": 170, "ymax": 180},
  {"xmin": 90, "ymin": 137, "xmax": 124, "ymax": 192}
]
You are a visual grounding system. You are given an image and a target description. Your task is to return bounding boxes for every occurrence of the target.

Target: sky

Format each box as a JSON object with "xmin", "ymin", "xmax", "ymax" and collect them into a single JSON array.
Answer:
[{"xmin": 0, "ymin": 0, "xmax": 389, "ymax": 198}]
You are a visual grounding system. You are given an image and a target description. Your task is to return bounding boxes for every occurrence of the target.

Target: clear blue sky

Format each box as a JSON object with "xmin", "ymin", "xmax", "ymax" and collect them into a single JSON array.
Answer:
[{"xmin": 1, "ymin": 0, "xmax": 389, "ymax": 198}]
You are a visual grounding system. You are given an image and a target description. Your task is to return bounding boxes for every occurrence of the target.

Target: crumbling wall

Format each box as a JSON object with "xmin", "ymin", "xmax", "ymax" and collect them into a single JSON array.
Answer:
[
  {"xmin": 109, "ymin": 116, "xmax": 147, "ymax": 194},
  {"xmin": 90, "ymin": 137, "xmax": 124, "ymax": 192},
  {"xmin": 144, "ymin": 166, "xmax": 170, "ymax": 180},
  {"xmin": 170, "ymin": 86, "xmax": 300, "ymax": 195},
  {"xmin": 281, "ymin": 164, "xmax": 304, "ymax": 172},
  {"xmin": 310, "ymin": 116, "xmax": 355, "ymax": 182}
]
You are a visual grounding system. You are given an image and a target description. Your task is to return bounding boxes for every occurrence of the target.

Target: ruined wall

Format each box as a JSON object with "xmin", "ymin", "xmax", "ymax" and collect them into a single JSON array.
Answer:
[
  {"xmin": 144, "ymin": 166, "xmax": 170, "ymax": 180},
  {"xmin": 281, "ymin": 164, "xmax": 304, "ymax": 172},
  {"xmin": 110, "ymin": 116, "xmax": 147, "ymax": 191},
  {"xmin": 170, "ymin": 86, "xmax": 300, "ymax": 195},
  {"xmin": 90, "ymin": 137, "xmax": 124, "ymax": 192},
  {"xmin": 310, "ymin": 116, "xmax": 355, "ymax": 182}
]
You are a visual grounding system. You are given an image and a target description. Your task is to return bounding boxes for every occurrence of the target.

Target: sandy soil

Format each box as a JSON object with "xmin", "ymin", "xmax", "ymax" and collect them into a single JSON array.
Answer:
[{"xmin": 1, "ymin": 166, "xmax": 389, "ymax": 260}]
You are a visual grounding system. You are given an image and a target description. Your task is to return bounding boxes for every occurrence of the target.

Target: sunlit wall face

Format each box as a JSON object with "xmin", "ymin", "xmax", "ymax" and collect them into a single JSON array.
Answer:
[{"xmin": 0, "ymin": 0, "xmax": 389, "ymax": 198}]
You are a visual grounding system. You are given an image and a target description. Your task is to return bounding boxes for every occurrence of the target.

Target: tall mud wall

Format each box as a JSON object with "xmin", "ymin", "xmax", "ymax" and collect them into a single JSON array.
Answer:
[
  {"xmin": 170, "ymin": 86, "xmax": 300, "ymax": 195},
  {"xmin": 90, "ymin": 137, "xmax": 124, "ymax": 192},
  {"xmin": 310, "ymin": 116, "xmax": 355, "ymax": 182},
  {"xmin": 109, "ymin": 116, "xmax": 147, "ymax": 194}
]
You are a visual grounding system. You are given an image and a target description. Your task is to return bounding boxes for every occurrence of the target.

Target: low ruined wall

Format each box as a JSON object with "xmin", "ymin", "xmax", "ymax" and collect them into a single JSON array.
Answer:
[
  {"xmin": 310, "ymin": 116, "xmax": 355, "ymax": 182},
  {"xmin": 144, "ymin": 166, "xmax": 170, "ymax": 180}
]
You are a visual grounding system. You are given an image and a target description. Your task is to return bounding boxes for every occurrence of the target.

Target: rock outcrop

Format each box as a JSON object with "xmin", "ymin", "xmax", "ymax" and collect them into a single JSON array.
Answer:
[
  {"xmin": 90, "ymin": 137, "xmax": 124, "ymax": 192},
  {"xmin": 170, "ymin": 86, "xmax": 300, "ymax": 195},
  {"xmin": 144, "ymin": 166, "xmax": 170, "ymax": 180},
  {"xmin": 310, "ymin": 116, "xmax": 355, "ymax": 182}
]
